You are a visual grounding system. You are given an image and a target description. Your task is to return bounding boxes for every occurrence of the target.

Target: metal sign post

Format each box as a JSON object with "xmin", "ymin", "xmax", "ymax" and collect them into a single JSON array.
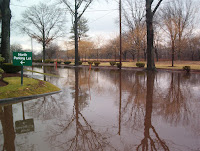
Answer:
[{"xmin": 13, "ymin": 52, "xmax": 32, "ymax": 86}]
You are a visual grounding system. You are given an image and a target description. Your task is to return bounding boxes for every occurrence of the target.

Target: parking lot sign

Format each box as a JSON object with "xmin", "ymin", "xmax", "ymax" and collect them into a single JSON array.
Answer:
[{"xmin": 13, "ymin": 52, "xmax": 32, "ymax": 66}]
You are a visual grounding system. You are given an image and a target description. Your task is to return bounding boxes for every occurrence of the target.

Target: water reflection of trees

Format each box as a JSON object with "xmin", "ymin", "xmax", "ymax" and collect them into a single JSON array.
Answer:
[
  {"xmin": 136, "ymin": 72, "xmax": 169, "ymax": 151},
  {"xmin": 47, "ymin": 68, "xmax": 114, "ymax": 151},
  {"xmin": 0, "ymin": 105, "xmax": 15, "ymax": 151},
  {"xmin": 157, "ymin": 73, "xmax": 192, "ymax": 126},
  {"xmin": 121, "ymin": 71, "xmax": 146, "ymax": 130}
]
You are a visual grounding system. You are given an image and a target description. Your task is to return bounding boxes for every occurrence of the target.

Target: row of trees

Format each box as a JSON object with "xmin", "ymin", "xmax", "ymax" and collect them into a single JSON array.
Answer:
[{"xmin": 1, "ymin": 0, "xmax": 199, "ymax": 69}]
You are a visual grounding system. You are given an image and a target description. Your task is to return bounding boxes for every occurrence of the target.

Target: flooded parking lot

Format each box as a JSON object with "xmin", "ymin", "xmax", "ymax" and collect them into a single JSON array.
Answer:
[{"xmin": 0, "ymin": 66, "xmax": 200, "ymax": 151}]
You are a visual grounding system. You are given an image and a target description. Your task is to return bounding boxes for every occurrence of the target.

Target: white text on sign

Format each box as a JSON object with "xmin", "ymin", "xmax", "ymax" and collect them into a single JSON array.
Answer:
[{"xmin": 13, "ymin": 56, "xmax": 32, "ymax": 60}]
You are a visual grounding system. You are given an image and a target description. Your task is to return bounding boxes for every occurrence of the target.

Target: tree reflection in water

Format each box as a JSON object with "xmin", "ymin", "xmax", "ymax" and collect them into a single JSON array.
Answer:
[
  {"xmin": 47, "ymin": 68, "xmax": 115, "ymax": 151},
  {"xmin": 0, "ymin": 105, "xmax": 15, "ymax": 151},
  {"xmin": 137, "ymin": 72, "xmax": 169, "ymax": 151},
  {"xmin": 158, "ymin": 73, "xmax": 191, "ymax": 126},
  {"xmin": 121, "ymin": 71, "xmax": 146, "ymax": 130}
]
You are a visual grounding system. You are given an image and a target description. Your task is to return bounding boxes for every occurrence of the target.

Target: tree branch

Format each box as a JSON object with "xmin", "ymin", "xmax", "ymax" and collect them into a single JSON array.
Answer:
[{"xmin": 153, "ymin": 0, "xmax": 163, "ymax": 16}]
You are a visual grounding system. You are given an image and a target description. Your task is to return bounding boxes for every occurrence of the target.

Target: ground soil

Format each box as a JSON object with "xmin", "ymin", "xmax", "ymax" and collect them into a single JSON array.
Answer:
[{"xmin": 0, "ymin": 73, "xmax": 22, "ymax": 87}]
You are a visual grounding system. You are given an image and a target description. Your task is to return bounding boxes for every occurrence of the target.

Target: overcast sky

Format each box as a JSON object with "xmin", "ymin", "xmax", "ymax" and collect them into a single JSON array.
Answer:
[{"xmin": 10, "ymin": 0, "xmax": 120, "ymax": 52}]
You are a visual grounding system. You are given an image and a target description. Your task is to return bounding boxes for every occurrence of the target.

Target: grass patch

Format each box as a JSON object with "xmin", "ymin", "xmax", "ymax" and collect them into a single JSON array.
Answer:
[
  {"xmin": 25, "ymin": 69, "xmax": 61, "ymax": 77},
  {"xmin": 0, "ymin": 77, "xmax": 60, "ymax": 99}
]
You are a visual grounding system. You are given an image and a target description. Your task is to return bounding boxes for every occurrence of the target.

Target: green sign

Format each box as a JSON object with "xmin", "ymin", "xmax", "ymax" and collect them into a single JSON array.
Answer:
[
  {"xmin": 15, "ymin": 119, "xmax": 35, "ymax": 134},
  {"xmin": 13, "ymin": 52, "xmax": 32, "ymax": 66}
]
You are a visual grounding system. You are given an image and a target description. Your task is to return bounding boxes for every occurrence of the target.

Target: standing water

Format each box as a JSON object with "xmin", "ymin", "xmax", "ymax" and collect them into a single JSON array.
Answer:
[{"xmin": 0, "ymin": 66, "xmax": 200, "ymax": 151}]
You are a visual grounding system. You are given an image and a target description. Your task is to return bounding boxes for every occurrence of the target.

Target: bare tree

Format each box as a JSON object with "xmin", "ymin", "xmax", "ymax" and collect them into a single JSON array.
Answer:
[
  {"xmin": 59, "ymin": 0, "xmax": 94, "ymax": 66},
  {"xmin": 10, "ymin": 43, "xmax": 23, "ymax": 53},
  {"xmin": 161, "ymin": 5, "xmax": 178, "ymax": 67},
  {"xmin": 18, "ymin": 3, "xmax": 66, "ymax": 61},
  {"xmin": 123, "ymin": 0, "xmax": 146, "ymax": 62},
  {"xmin": 161, "ymin": 0, "xmax": 196, "ymax": 65},
  {"xmin": 146, "ymin": 0, "xmax": 163, "ymax": 70},
  {"xmin": 46, "ymin": 43, "xmax": 60, "ymax": 60}
]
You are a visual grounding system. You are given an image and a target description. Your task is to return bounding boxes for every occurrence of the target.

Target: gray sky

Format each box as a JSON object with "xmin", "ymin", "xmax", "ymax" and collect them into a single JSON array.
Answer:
[{"xmin": 10, "ymin": 0, "xmax": 120, "ymax": 52}]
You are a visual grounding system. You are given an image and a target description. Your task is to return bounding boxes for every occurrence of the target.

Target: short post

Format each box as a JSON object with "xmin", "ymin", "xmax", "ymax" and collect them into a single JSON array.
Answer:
[{"xmin": 21, "ymin": 66, "xmax": 23, "ymax": 86}]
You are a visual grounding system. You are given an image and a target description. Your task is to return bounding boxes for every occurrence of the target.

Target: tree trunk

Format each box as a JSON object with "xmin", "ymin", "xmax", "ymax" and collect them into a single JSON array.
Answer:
[
  {"xmin": 74, "ymin": 0, "xmax": 79, "ymax": 66},
  {"xmin": 144, "ymin": 48, "xmax": 147, "ymax": 61},
  {"xmin": 137, "ymin": 49, "xmax": 140, "ymax": 62},
  {"xmin": 42, "ymin": 42, "xmax": 46, "ymax": 62},
  {"xmin": 146, "ymin": 2, "xmax": 155, "ymax": 70},
  {"xmin": 155, "ymin": 46, "xmax": 158, "ymax": 61},
  {"xmin": 171, "ymin": 40, "xmax": 175, "ymax": 67},
  {"xmin": 1, "ymin": 0, "xmax": 11, "ymax": 63}
]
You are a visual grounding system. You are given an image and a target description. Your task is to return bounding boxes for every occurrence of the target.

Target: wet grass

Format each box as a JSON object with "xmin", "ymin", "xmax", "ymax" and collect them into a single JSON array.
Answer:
[{"xmin": 0, "ymin": 77, "xmax": 60, "ymax": 99}]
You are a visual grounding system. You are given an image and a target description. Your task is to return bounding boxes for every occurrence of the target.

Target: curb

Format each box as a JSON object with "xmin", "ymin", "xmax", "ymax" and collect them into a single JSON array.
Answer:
[{"xmin": 0, "ymin": 90, "xmax": 62, "ymax": 105}]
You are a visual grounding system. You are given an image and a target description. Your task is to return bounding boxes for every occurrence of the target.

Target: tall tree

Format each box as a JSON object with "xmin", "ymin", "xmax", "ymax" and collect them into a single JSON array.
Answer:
[
  {"xmin": 59, "ymin": 0, "xmax": 94, "ymax": 66},
  {"xmin": 161, "ymin": 6, "xmax": 178, "ymax": 67},
  {"xmin": 146, "ymin": 0, "xmax": 163, "ymax": 70},
  {"xmin": 0, "ymin": 0, "xmax": 11, "ymax": 63},
  {"xmin": 123, "ymin": 0, "xmax": 146, "ymax": 62},
  {"xmin": 161, "ymin": 0, "xmax": 196, "ymax": 65},
  {"xmin": 18, "ymin": 3, "xmax": 66, "ymax": 61},
  {"xmin": 70, "ymin": 17, "xmax": 89, "ymax": 41}
]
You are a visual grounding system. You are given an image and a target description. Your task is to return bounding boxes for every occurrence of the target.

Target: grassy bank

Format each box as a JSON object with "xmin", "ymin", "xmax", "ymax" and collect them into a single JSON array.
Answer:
[
  {"xmin": 0, "ymin": 77, "xmax": 60, "ymax": 99},
  {"xmin": 78, "ymin": 61, "xmax": 200, "ymax": 70}
]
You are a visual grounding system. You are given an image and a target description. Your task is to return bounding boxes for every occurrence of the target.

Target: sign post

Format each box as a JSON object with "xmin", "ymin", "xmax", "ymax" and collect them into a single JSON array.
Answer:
[{"xmin": 13, "ymin": 52, "xmax": 32, "ymax": 85}]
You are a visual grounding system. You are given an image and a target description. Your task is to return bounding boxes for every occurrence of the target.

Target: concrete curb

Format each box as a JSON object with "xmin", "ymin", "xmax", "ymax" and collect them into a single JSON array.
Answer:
[{"xmin": 0, "ymin": 90, "xmax": 62, "ymax": 105}]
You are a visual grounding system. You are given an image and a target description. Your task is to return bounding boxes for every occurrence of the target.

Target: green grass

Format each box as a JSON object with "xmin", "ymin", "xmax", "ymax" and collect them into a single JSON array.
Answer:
[{"xmin": 0, "ymin": 77, "xmax": 60, "ymax": 99}]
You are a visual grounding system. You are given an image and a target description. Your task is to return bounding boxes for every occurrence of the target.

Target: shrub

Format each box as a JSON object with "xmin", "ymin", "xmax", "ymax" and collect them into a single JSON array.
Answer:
[
  {"xmin": 0, "ymin": 68, "xmax": 3, "ymax": 78},
  {"xmin": 78, "ymin": 61, "xmax": 82, "ymax": 65},
  {"xmin": 33, "ymin": 59, "xmax": 42, "ymax": 63},
  {"xmin": 110, "ymin": 61, "xmax": 116, "ymax": 66},
  {"xmin": 94, "ymin": 61, "xmax": 100, "ymax": 66},
  {"xmin": 2, "ymin": 63, "xmax": 21, "ymax": 73},
  {"xmin": 57, "ymin": 61, "xmax": 62, "ymax": 64},
  {"xmin": 183, "ymin": 66, "xmax": 190, "ymax": 73},
  {"xmin": 44, "ymin": 59, "xmax": 51, "ymax": 63},
  {"xmin": 64, "ymin": 61, "xmax": 71, "ymax": 65},
  {"xmin": 88, "ymin": 61, "xmax": 93, "ymax": 65},
  {"xmin": 116, "ymin": 62, "xmax": 122, "ymax": 68},
  {"xmin": 136, "ymin": 62, "xmax": 145, "ymax": 68}
]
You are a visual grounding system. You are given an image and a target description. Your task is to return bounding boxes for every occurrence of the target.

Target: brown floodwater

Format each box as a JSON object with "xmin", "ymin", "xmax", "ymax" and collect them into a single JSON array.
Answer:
[{"xmin": 0, "ymin": 66, "xmax": 200, "ymax": 151}]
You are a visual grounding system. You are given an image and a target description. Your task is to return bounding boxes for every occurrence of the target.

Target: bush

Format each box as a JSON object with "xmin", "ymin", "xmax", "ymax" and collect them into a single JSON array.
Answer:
[
  {"xmin": 136, "ymin": 62, "xmax": 145, "ymax": 68},
  {"xmin": 57, "ymin": 61, "xmax": 62, "ymax": 64},
  {"xmin": 88, "ymin": 61, "xmax": 93, "ymax": 65},
  {"xmin": 116, "ymin": 62, "xmax": 122, "ymax": 68},
  {"xmin": 50, "ymin": 61, "xmax": 54, "ymax": 63},
  {"xmin": 64, "ymin": 61, "xmax": 71, "ymax": 65},
  {"xmin": 110, "ymin": 61, "xmax": 116, "ymax": 66},
  {"xmin": 78, "ymin": 61, "xmax": 82, "ymax": 65},
  {"xmin": 0, "ymin": 68, "xmax": 3, "ymax": 78},
  {"xmin": 33, "ymin": 59, "xmax": 42, "ymax": 63},
  {"xmin": 2, "ymin": 63, "xmax": 21, "ymax": 73},
  {"xmin": 44, "ymin": 59, "xmax": 51, "ymax": 63},
  {"xmin": 94, "ymin": 61, "xmax": 100, "ymax": 66},
  {"xmin": 183, "ymin": 66, "xmax": 190, "ymax": 73}
]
